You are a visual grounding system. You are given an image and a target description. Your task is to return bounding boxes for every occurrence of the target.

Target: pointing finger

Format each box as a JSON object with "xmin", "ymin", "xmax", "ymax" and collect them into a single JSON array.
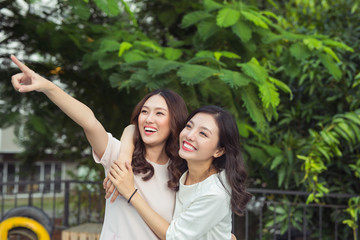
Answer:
[{"xmin": 10, "ymin": 55, "xmax": 32, "ymax": 73}]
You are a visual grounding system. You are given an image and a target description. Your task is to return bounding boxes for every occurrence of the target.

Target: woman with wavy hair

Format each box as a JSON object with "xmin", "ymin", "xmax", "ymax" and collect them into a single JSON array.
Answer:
[
  {"xmin": 10, "ymin": 55, "xmax": 188, "ymax": 240},
  {"xmin": 110, "ymin": 105, "xmax": 252, "ymax": 239}
]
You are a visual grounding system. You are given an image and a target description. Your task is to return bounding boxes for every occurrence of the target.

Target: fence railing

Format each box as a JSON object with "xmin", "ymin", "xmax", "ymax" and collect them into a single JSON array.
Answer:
[{"xmin": 0, "ymin": 180, "xmax": 358, "ymax": 240}]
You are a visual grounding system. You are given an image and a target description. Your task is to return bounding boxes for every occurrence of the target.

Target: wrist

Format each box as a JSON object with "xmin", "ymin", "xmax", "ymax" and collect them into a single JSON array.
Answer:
[{"xmin": 127, "ymin": 188, "xmax": 138, "ymax": 204}]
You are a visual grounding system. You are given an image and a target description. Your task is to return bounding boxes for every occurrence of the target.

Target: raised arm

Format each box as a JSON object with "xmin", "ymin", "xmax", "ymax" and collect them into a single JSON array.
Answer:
[
  {"xmin": 104, "ymin": 125, "xmax": 135, "ymax": 202},
  {"xmin": 10, "ymin": 55, "xmax": 108, "ymax": 157}
]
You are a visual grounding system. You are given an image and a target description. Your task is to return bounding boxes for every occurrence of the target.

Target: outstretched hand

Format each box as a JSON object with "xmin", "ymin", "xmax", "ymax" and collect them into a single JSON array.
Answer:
[
  {"xmin": 10, "ymin": 55, "xmax": 49, "ymax": 93},
  {"xmin": 108, "ymin": 161, "xmax": 136, "ymax": 201}
]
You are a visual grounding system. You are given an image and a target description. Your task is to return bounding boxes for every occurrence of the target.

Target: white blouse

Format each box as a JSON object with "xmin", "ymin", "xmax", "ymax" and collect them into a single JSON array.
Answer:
[{"xmin": 166, "ymin": 170, "xmax": 232, "ymax": 240}]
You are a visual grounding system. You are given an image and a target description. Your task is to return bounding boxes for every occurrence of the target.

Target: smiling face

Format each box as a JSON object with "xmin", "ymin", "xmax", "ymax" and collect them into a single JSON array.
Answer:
[
  {"xmin": 179, "ymin": 112, "xmax": 225, "ymax": 165},
  {"xmin": 137, "ymin": 94, "xmax": 171, "ymax": 147}
]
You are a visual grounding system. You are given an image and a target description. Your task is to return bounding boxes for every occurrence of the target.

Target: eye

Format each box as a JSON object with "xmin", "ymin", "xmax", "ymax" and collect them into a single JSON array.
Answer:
[
  {"xmin": 157, "ymin": 111, "xmax": 165, "ymax": 115},
  {"xmin": 200, "ymin": 131, "xmax": 208, "ymax": 137},
  {"xmin": 141, "ymin": 109, "xmax": 148, "ymax": 114},
  {"xmin": 185, "ymin": 123, "xmax": 191, "ymax": 129}
]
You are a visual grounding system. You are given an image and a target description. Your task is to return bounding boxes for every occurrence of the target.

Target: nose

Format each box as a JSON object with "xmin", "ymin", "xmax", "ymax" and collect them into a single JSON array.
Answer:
[
  {"xmin": 185, "ymin": 129, "xmax": 196, "ymax": 141},
  {"xmin": 146, "ymin": 112, "xmax": 155, "ymax": 123}
]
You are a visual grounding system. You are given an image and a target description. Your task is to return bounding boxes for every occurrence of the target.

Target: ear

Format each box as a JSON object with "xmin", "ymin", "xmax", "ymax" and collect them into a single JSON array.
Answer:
[{"xmin": 213, "ymin": 147, "xmax": 225, "ymax": 158}]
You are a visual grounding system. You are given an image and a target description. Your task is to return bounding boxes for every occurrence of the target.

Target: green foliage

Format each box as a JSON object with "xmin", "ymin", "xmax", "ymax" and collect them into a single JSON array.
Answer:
[{"xmin": 1, "ymin": 0, "xmax": 359, "ymax": 237}]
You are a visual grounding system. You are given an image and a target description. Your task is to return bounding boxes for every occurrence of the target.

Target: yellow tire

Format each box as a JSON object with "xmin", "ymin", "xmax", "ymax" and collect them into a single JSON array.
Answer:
[{"xmin": 0, "ymin": 216, "xmax": 51, "ymax": 240}]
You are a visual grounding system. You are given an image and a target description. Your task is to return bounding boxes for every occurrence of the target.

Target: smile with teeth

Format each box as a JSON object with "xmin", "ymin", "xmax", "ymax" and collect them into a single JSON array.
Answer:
[
  {"xmin": 182, "ymin": 141, "xmax": 196, "ymax": 152},
  {"xmin": 144, "ymin": 126, "xmax": 157, "ymax": 136}
]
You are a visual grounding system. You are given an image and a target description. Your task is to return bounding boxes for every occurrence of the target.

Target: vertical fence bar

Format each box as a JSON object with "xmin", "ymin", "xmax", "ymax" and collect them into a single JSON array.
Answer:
[
  {"xmin": 41, "ymin": 190, "xmax": 44, "ymax": 210},
  {"xmin": 98, "ymin": 187, "xmax": 102, "ymax": 222},
  {"xmin": 319, "ymin": 206, "xmax": 322, "ymax": 240},
  {"xmin": 259, "ymin": 197, "xmax": 263, "ymax": 240},
  {"xmin": 28, "ymin": 182, "xmax": 33, "ymax": 206},
  {"xmin": 14, "ymin": 192, "xmax": 18, "ymax": 207},
  {"xmin": 52, "ymin": 183, "xmax": 56, "ymax": 221},
  {"xmin": 1, "ymin": 193, "xmax": 3, "ymax": 218},
  {"xmin": 273, "ymin": 202, "xmax": 277, "ymax": 240},
  {"xmin": 77, "ymin": 189, "xmax": 81, "ymax": 225},
  {"xmin": 64, "ymin": 181, "xmax": 70, "ymax": 227},
  {"xmin": 303, "ymin": 205, "xmax": 307, "ymax": 240},
  {"xmin": 87, "ymin": 190, "xmax": 91, "ymax": 220},
  {"xmin": 334, "ymin": 207, "xmax": 338, "ymax": 240},
  {"xmin": 288, "ymin": 202, "xmax": 291, "ymax": 240}
]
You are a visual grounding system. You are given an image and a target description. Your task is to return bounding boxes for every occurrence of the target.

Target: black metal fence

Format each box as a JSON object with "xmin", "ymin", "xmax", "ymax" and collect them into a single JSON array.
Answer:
[{"xmin": 0, "ymin": 180, "xmax": 358, "ymax": 240}]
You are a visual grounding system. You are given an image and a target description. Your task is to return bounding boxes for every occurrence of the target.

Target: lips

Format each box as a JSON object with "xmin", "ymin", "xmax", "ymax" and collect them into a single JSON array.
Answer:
[
  {"xmin": 144, "ymin": 126, "xmax": 157, "ymax": 136},
  {"xmin": 182, "ymin": 141, "xmax": 196, "ymax": 152}
]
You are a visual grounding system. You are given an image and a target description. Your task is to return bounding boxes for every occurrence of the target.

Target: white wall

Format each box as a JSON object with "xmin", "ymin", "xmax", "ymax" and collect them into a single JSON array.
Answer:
[{"xmin": 0, "ymin": 126, "xmax": 23, "ymax": 153}]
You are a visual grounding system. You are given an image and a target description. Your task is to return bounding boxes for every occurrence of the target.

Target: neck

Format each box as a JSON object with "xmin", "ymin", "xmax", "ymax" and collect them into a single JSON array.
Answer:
[
  {"xmin": 185, "ymin": 161, "xmax": 217, "ymax": 185},
  {"xmin": 145, "ymin": 143, "xmax": 168, "ymax": 165}
]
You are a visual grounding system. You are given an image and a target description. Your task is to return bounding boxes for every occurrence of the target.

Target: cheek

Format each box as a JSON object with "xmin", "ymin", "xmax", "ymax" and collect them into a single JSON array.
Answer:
[
  {"xmin": 160, "ymin": 117, "xmax": 171, "ymax": 130},
  {"xmin": 138, "ymin": 115, "xmax": 146, "ymax": 125}
]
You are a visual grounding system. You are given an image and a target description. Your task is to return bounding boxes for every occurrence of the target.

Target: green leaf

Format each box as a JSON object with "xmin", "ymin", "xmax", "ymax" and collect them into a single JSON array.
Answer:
[
  {"xmin": 231, "ymin": 20, "xmax": 252, "ymax": 43},
  {"xmin": 109, "ymin": 73, "xmax": 123, "ymax": 88},
  {"xmin": 93, "ymin": 0, "xmax": 119, "ymax": 16},
  {"xmin": 164, "ymin": 48, "xmax": 182, "ymax": 61},
  {"xmin": 70, "ymin": 0, "xmax": 91, "ymax": 20},
  {"xmin": 147, "ymin": 59, "xmax": 182, "ymax": 76},
  {"xmin": 278, "ymin": 165, "xmax": 286, "ymax": 187},
  {"xmin": 289, "ymin": 43, "xmax": 311, "ymax": 60},
  {"xmin": 237, "ymin": 58, "xmax": 268, "ymax": 83},
  {"xmin": 216, "ymin": 8, "xmax": 240, "ymax": 27},
  {"xmin": 241, "ymin": 11, "xmax": 268, "ymax": 29},
  {"xmin": 100, "ymin": 39, "xmax": 120, "ymax": 52},
  {"xmin": 29, "ymin": 115, "xmax": 46, "ymax": 135},
  {"xmin": 318, "ymin": 53, "xmax": 342, "ymax": 81},
  {"xmin": 323, "ymin": 46, "xmax": 340, "ymax": 63},
  {"xmin": 119, "ymin": 0, "xmax": 138, "ymax": 27},
  {"xmin": 181, "ymin": 11, "xmax": 213, "ymax": 28},
  {"xmin": 135, "ymin": 41, "xmax": 163, "ymax": 53},
  {"xmin": 197, "ymin": 19, "xmax": 220, "ymax": 40},
  {"xmin": 219, "ymin": 51, "xmax": 241, "ymax": 59},
  {"xmin": 118, "ymin": 42, "xmax": 133, "ymax": 57},
  {"xmin": 243, "ymin": 145, "xmax": 268, "ymax": 164},
  {"xmin": 98, "ymin": 56, "xmax": 119, "ymax": 69},
  {"xmin": 303, "ymin": 38, "xmax": 323, "ymax": 50},
  {"xmin": 240, "ymin": 85, "xmax": 267, "ymax": 131},
  {"xmin": 203, "ymin": 0, "xmax": 223, "ymax": 12},
  {"xmin": 219, "ymin": 70, "xmax": 251, "ymax": 88},
  {"xmin": 123, "ymin": 50, "xmax": 146, "ymax": 63},
  {"xmin": 322, "ymin": 39, "xmax": 354, "ymax": 52},
  {"xmin": 177, "ymin": 64, "xmax": 218, "ymax": 85},
  {"xmin": 270, "ymin": 155, "xmax": 284, "ymax": 170},
  {"xmin": 269, "ymin": 77, "xmax": 293, "ymax": 100},
  {"xmin": 187, "ymin": 56, "xmax": 226, "ymax": 67},
  {"xmin": 259, "ymin": 81, "xmax": 280, "ymax": 109}
]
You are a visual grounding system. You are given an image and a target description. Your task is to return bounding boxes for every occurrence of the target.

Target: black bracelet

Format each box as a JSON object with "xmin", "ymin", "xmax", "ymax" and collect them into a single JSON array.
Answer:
[{"xmin": 128, "ymin": 189, "xmax": 138, "ymax": 203}]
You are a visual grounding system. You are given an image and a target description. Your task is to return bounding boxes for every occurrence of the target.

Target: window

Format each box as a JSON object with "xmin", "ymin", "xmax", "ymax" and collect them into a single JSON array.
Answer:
[{"xmin": 1, "ymin": 161, "xmax": 63, "ymax": 195}]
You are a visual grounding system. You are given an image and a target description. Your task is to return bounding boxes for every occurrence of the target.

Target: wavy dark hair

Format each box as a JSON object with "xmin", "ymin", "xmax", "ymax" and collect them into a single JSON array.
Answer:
[
  {"xmin": 185, "ymin": 105, "xmax": 252, "ymax": 216},
  {"xmin": 130, "ymin": 89, "xmax": 188, "ymax": 190}
]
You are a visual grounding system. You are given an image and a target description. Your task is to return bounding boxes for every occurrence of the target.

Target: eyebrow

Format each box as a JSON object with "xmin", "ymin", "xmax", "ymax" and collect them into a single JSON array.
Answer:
[
  {"xmin": 188, "ymin": 120, "xmax": 212, "ymax": 134},
  {"xmin": 142, "ymin": 106, "xmax": 168, "ymax": 112}
]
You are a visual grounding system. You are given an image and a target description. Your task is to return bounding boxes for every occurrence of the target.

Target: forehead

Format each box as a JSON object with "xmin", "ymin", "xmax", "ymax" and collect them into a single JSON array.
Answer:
[
  {"xmin": 143, "ymin": 94, "xmax": 168, "ymax": 110},
  {"xmin": 189, "ymin": 113, "xmax": 218, "ymax": 131}
]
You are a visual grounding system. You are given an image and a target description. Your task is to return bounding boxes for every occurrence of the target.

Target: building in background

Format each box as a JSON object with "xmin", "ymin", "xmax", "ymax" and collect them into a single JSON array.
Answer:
[{"xmin": 0, "ymin": 126, "xmax": 77, "ymax": 196}]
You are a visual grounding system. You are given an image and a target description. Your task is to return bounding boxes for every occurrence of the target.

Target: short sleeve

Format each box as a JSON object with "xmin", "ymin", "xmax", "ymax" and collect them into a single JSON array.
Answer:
[
  {"xmin": 92, "ymin": 132, "xmax": 121, "ymax": 172},
  {"xmin": 166, "ymin": 193, "xmax": 230, "ymax": 240}
]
